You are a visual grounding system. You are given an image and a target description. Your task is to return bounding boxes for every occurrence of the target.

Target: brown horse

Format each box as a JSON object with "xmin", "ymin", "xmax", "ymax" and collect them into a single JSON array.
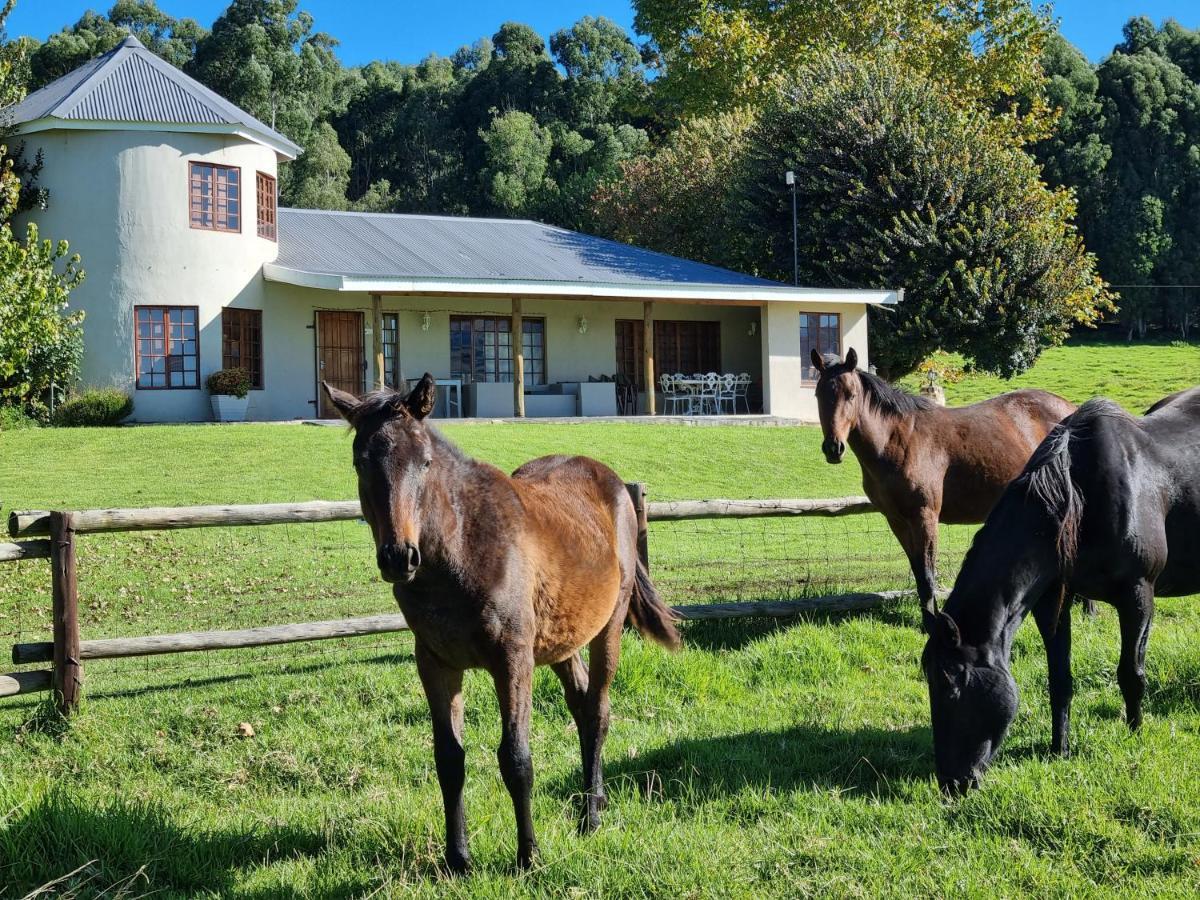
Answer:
[
  {"xmin": 811, "ymin": 348, "xmax": 1076, "ymax": 623},
  {"xmin": 323, "ymin": 374, "xmax": 680, "ymax": 874}
]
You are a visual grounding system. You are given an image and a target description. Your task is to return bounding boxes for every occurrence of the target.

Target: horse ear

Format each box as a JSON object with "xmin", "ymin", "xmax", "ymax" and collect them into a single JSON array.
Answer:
[
  {"xmin": 929, "ymin": 610, "xmax": 961, "ymax": 648},
  {"xmin": 404, "ymin": 373, "xmax": 437, "ymax": 420},
  {"xmin": 845, "ymin": 347, "xmax": 858, "ymax": 370},
  {"xmin": 322, "ymin": 381, "xmax": 361, "ymax": 424},
  {"xmin": 810, "ymin": 348, "xmax": 825, "ymax": 371}
]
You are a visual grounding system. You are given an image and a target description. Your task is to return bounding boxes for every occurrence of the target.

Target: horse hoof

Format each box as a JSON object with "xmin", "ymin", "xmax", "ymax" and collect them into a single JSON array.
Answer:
[
  {"xmin": 578, "ymin": 810, "xmax": 602, "ymax": 835},
  {"xmin": 444, "ymin": 849, "xmax": 472, "ymax": 877},
  {"xmin": 517, "ymin": 844, "xmax": 540, "ymax": 870}
]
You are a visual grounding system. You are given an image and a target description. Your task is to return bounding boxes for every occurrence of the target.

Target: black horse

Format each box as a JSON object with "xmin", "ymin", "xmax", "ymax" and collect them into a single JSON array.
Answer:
[{"xmin": 922, "ymin": 387, "xmax": 1200, "ymax": 794}]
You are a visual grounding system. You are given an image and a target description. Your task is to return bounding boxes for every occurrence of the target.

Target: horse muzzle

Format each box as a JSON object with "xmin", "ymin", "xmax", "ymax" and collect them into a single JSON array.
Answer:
[
  {"xmin": 938, "ymin": 773, "xmax": 982, "ymax": 797},
  {"xmin": 822, "ymin": 438, "xmax": 846, "ymax": 464},
  {"xmin": 378, "ymin": 541, "xmax": 421, "ymax": 583}
]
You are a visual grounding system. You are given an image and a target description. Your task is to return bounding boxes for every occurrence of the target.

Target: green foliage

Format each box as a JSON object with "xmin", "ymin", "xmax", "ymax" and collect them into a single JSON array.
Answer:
[
  {"xmin": 285, "ymin": 121, "xmax": 350, "ymax": 210},
  {"xmin": 0, "ymin": 403, "xmax": 37, "ymax": 430},
  {"xmin": 0, "ymin": 223, "xmax": 85, "ymax": 412},
  {"xmin": 479, "ymin": 111, "xmax": 552, "ymax": 214},
  {"xmin": 592, "ymin": 110, "xmax": 756, "ymax": 268},
  {"xmin": 205, "ymin": 367, "xmax": 251, "ymax": 398},
  {"xmin": 1034, "ymin": 19, "xmax": 1200, "ymax": 340},
  {"xmin": 28, "ymin": 1, "xmax": 208, "ymax": 89},
  {"xmin": 737, "ymin": 54, "xmax": 1111, "ymax": 378},
  {"xmin": 634, "ymin": 0, "xmax": 1055, "ymax": 130},
  {"xmin": 50, "ymin": 386, "xmax": 133, "ymax": 427}
]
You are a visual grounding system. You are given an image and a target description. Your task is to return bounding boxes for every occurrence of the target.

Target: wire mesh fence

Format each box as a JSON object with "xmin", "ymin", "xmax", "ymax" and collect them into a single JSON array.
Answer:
[{"xmin": 0, "ymin": 509, "xmax": 981, "ymax": 700}]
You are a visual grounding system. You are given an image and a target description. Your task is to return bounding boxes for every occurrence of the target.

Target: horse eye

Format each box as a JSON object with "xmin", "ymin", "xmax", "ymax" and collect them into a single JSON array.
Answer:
[{"xmin": 422, "ymin": 459, "xmax": 432, "ymax": 470}]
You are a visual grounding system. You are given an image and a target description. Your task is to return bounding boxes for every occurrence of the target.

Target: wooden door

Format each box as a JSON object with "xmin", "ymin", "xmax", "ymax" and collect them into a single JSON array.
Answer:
[{"xmin": 316, "ymin": 310, "xmax": 365, "ymax": 418}]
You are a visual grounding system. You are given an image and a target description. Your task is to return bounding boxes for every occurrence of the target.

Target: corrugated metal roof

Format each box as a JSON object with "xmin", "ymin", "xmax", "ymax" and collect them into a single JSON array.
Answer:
[
  {"xmin": 2, "ymin": 35, "xmax": 301, "ymax": 157},
  {"xmin": 275, "ymin": 208, "xmax": 786, "ymax": 289}
]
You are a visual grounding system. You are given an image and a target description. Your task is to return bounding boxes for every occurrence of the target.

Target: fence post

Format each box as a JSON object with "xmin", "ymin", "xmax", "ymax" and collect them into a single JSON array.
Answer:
[
  {"xmin": 627, "ymin": 482, "xmax": 649, "ymax": 571},
  {"xmin": 50, "ymin": 511, "xmax": 81, "ymax": 714}
]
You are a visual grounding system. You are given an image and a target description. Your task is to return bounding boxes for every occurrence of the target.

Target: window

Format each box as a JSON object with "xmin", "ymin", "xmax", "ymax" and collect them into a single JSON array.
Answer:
[
  {"xmin": 135, "ymin": 306, "xmax": 199, "ymax": 389},
  {"xmin": 616, "ymin": 320, "xmax": 722, "ymax": 389},
  {"xmin": 381, "ymin": 312, "xmax": 400, "ymax": 388},
  {"xmin": 221, "ymin": 308, "xmax": 263, "ymax": 389},
  {"xmin": 189, "ymin": 162, "xmax": 241, "ymax": 232},
  {"xmin": 256, "ymin": 171, "xmax": 277, "ymax": 240},
  {"xmin": 800, "ymin": 312, "xmax": 841, "ymax": 381},
  {"xmin": 449, "ymin": 316, "xmax": 546, "ymax": 385}
]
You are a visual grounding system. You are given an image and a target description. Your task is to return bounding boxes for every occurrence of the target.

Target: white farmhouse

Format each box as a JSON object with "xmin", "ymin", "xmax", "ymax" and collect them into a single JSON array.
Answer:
[{"xmin": 7, "ymin": 36, "xmax": 897, "ymax": 422}]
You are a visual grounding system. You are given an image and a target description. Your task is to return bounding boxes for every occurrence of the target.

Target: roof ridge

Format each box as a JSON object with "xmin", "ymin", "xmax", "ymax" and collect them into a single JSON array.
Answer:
[{"xmin": 279, "ymin": 207, "xmax": 540, "ymax": 226}]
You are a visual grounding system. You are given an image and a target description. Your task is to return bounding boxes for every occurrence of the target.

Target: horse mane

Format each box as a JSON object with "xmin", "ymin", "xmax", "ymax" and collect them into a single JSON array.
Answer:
[
  {"xmin": 1016, "ymin": 397, "xmax": 1129, "ymax": 576},
  {"xmin": 856, "ymin": 370, "xmax": 936, "ymax": 416}
]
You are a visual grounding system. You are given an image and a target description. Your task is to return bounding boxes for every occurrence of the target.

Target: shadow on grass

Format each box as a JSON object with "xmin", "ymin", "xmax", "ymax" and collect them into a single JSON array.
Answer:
[
  {"xmin": 678, "ymin": 600, "xmax": 917, "ymax": 653},
  {"xmin": 78, "ymin": 650, "xmax": 415, "ymax": 703},
  {"xmin": 557, "ymin": 721, "xmax": 934, "ymax": 805},
  {"xmin": 0, "ymin": 792, "xmax": 330, "ymax": 896}
]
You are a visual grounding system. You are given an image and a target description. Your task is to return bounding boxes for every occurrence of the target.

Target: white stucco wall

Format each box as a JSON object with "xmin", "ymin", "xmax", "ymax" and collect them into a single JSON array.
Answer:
[
  {"xmin": 760, "ymin": 301, "xmax": 870, "ymax": 420},
  {"xmin": 15, "ymin": 128, "xmax": 280, "ymax": 422}
]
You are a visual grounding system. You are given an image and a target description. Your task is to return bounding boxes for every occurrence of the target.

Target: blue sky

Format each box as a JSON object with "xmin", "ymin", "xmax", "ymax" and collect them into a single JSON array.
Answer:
[{"xmin": 5, "ymin": 1, "xmax": 1198, "ymax": 66}]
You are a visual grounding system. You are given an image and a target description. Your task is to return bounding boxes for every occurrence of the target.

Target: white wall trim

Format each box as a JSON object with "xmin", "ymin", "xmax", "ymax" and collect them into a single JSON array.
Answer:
[{"xmin": 261, "ymin": 263, "xmax": 899, "ymax": 306}]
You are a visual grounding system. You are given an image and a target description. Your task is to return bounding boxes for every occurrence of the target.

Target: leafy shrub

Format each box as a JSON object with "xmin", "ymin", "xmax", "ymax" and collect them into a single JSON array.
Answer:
[
  {"xmin": 50, "ymin": 388, "xmax": 133, "ymax": 427},
  {"xmin": 206, "ymin": 368, "xmax": 251, "ymax": 398},
  {"xmin": 0, "ymin": 405, "xmax": 39, "ymax": 430}
]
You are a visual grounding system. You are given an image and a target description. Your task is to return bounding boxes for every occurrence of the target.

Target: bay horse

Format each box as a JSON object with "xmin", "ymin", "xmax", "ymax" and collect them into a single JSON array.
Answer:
[
  {"xmin": 923, "ymin": 388, "xmax": 1200, "ymax": 793},
  {"xmin": 323, "ymin": 375, "xmax": 681, "ymax": 873},
  {"xmin": 811, "ymin": 348, "xmax": 1076, "ymax": 618}
]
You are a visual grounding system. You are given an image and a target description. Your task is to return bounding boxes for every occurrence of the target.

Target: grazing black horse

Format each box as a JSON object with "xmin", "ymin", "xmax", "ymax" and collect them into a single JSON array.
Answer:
[{"xmin": 922, "ymin": 387, "xmax": 1200, "ymax": 793}]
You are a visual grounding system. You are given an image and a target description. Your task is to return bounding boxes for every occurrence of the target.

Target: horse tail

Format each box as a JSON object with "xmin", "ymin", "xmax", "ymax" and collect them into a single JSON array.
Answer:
[{"xmin": 627, "ymin": 559, "xmax": 682, "ymax": 651}]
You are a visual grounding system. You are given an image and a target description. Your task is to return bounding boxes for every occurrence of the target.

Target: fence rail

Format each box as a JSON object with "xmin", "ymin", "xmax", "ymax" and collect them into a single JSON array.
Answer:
[{"xmin": 1, "ymin": 487, "xmax": 904, "ymax": 714}]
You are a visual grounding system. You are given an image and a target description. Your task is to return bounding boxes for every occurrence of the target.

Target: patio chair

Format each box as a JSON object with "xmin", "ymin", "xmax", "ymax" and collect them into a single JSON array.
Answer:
[
  {"xmin": 659, "ymin": 373, "xmax": 688, "ymax": 414},
  {"xmin": 717, "ymin": 373, "xmax": 738, "ymax": 414},
  {"xmin": 734, "ymin": 373, "xmax": 752, "ymax": 414},
  {"xmin": 698, "ymin": 373, "xmax": 720, "ymax": 415}
]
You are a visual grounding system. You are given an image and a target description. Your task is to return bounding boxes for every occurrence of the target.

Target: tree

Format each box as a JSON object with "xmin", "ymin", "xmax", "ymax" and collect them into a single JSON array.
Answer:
[
  {"xmin": 28, "ymin": 1, "xmax": 207, "ymax": 89},
  {"xmin": 737, "ymin": 54, "xmax": 1110, "ymax": 378},
  {"xmin": 286, "ymin": 121, "xmax": 350, "ymax": 210},
  {"xmin": 592, "ymin": 110, "xmax": 756, "ymax": 268},
  {"xmin": 551, "ymin": 16, "xmax": 647, "ymax": 128},
  {"xmin": 0, "ymin": 1, "xmax": 85, "ymax": 414},
  {"xmin": 479, "ymin": 111, "xmax": 552, "ymax": 214},
  {"xmin": 634, "ymin": 0, "xmax": 1054, "ymax": 129}
]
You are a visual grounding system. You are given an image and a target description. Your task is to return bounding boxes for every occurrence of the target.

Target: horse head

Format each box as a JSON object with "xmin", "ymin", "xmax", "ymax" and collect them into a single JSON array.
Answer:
[
  {"xmin": 811, "ymin": 347, "xmax": 860, "ymax": 463},
  {"xmin": 921, "ymin": 610, "xmax": 1019, "ymax": 795},
  {"xmin": 323, "ymin": 373, "xmax": 439, "ymax": 584}
]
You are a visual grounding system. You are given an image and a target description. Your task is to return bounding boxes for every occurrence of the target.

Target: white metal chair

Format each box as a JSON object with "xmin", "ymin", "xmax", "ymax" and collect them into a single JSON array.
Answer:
[
  {"xmin": 734, "ymin": 373, "xmax": 752, "ymax": 414},
  {"xmin": 717, "ymin": 373, "xmax": 738, "ymax": 414},
  {"xmin": 659, "ymin": 373, "xmax": 688, "ymax": 414},
  {"xmin": 698, "ymin": 373, "xmax": 720, "ymax": 415}
]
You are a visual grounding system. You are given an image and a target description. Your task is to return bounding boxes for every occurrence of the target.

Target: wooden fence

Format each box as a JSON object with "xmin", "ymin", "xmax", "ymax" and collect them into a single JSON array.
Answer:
[{"xmin": 1, "ymin": 487, "xmax": 901, "ymax": 714}]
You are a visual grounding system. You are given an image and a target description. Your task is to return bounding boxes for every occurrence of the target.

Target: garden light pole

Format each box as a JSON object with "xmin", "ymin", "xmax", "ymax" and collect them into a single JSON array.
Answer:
[{"xmin": 785, "ymin": 170, "xmax": 797, "ymax": 286}]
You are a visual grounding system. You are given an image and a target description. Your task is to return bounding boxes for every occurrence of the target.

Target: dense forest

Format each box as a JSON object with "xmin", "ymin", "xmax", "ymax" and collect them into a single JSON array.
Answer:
[{"xmin": 5, "ymin": 0, "xmax": 1198, "ymax": 373}]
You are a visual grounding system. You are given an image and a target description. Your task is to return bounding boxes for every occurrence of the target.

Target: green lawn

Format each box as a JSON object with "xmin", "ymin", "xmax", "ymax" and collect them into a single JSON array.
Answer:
[
  {"xmin": 898, "ymin": 337, "xmax": 1199, "ymax": 410},
  {"xmin": 1, "ymin": 340, "xmax": 1199, "ymax": 897}
]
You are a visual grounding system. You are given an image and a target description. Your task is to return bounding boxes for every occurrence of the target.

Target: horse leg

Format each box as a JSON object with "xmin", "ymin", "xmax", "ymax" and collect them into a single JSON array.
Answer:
[
  {"xmin": 552, "ymin": 651, "xmax": 604, "ymax": 833},
  {"xmin": 491, "ymin": 650, "xmax": 538, "ymax": 868},
  {"xmin": 888, "ymin": 507, "xmax": 939, "ymax": 617},
  {"xmin": 1032, "ymin": 591, "xmax": 1074, "ymax": 757},
  {"xmin": 577, "ymin": 609, "xmax": 624, "ymax": 833},
  {"xmin": 414, "ymin": 640, "xmax": 470, "ymax": 874},
  {"xmin": 1116, "ymin": 581, "xmax": 1155, "ymax": 731}
]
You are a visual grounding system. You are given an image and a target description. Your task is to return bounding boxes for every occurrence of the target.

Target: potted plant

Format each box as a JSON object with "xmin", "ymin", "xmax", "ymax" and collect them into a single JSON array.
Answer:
[{"xmin": 206, "ymin": 368, "xmax": 252, "ymax": 422}]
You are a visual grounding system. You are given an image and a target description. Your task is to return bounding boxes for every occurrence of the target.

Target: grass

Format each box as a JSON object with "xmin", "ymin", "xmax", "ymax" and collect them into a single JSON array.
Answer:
[
  {"xmin": 898, "ymin": 336, "xmax": 1200, "ymax": 410},
  {"xmin": 0, "ymin": 338, "xmax": 1199, "ymax": 897}
]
